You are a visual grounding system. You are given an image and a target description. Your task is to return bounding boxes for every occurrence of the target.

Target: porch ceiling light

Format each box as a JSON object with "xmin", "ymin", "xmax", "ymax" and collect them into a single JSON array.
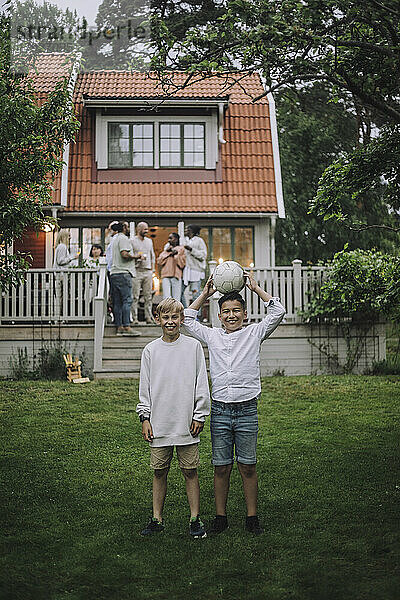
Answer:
[{"xmin": 42, "ymin": 222, "xmax": 55, "ymax": 233}]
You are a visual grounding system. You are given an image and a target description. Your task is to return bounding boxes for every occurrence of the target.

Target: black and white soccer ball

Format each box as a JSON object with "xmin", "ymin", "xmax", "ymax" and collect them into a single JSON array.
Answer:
[{"xmin": 213, "ymin": 261, "xmax": 245, "ymax": 294}]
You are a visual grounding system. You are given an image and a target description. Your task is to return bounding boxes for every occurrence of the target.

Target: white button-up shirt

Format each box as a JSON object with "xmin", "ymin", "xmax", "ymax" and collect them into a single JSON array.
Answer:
[{"xmin": 183, "ymin": 298, "xmax": 285, "ymax": 403}]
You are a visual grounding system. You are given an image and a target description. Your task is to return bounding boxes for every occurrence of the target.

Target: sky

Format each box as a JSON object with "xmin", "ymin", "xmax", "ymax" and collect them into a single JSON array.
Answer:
[{"xmin": 37, "ymin": 0, "xmax": 101, "ymax": 25}]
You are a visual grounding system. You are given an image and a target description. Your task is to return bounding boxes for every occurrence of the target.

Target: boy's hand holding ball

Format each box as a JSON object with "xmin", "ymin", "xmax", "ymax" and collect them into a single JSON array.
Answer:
[
  {"xmin": 244, "ymin": 271, "xmax": 258, "ymax": 292},
  {"xmin": 202, "ymin": 275, "xmax": 217, "ymax": 298}
]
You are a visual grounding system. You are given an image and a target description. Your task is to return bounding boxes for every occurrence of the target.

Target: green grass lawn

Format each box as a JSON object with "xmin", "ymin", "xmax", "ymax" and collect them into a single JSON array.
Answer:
[{"xmin": 1, "ymin": 376, "xmax": 400, "ymax": 600}]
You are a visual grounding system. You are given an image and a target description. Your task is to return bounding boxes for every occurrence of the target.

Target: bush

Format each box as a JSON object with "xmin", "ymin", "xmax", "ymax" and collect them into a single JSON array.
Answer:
[
  {"xmin": 305, "ymin": 248, "xmax": 400, "ymax": 323},
  {"xmin": 303, "ymin": 249, "xmax": 400, "ymax": 374},
  {"xmin": 370, "ymin": 356, "xmax": 400, "ymax": 375},
  {"xmin": 9, "ymin": 343, "xmax": 87, "ymax": 380}
]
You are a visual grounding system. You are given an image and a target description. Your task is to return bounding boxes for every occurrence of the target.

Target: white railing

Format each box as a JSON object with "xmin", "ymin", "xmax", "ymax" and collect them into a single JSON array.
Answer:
[
  {"xmin": 0, "ymin": 268, "xmax": 98, "ymax": 323},
  {"xmin": 209, "ymin": 259, "xmax": 328, "ymax": 325},
  {"xmin": 0, "ymin": 259, "xmax": 327, "ymax": 329}
]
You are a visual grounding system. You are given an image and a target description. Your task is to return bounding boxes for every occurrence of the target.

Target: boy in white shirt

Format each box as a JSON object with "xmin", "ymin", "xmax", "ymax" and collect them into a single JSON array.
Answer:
[
  {"xmin": 136, "ymin": 297, "xmax": 210, "ymax": 538},
  {"xmin": 183, "ymin": 273, "xmax": 285, "ymax": 535}
]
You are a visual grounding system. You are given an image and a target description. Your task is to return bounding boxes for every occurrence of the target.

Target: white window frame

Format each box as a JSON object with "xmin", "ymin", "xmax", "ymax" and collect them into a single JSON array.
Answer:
[{"xmin": 96, "ymin": 110, "xmax": 218, "ymax": 170}]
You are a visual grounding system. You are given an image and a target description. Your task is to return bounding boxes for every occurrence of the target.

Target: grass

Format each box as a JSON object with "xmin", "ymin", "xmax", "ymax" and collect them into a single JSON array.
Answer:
[{"xmin": 1, "ymin": 376, "xmax": 400, "ymax": 600}]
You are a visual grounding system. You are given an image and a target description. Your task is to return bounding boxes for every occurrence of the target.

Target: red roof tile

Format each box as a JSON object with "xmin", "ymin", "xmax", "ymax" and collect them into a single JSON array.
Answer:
[
  {"xmin": 28, "ymin": 52, "xmax": 75, "ymax": 93},
  {"xmin": 73, "ymin": 71, "xmax": 268, "ymax": 104}
]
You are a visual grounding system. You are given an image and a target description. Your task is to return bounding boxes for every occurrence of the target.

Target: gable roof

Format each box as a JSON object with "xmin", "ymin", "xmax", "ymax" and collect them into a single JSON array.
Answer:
[{"xmin": 30, "ymin": 57, "xmax": 280, "ymax": 216}]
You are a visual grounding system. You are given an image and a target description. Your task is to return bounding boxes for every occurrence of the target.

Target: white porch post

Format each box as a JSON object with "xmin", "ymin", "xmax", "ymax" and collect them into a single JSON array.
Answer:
[
  {"xmin": 178, "ymin": 221, "xmax": 185, "ymax": 245},
  {"xmin": 129, "ymin": 222, "xmax": 136, "ymax": 239},
  {"xmin": 45, "ymin": 232, "xmax": 53, "ymax": 268},
  {"xmin": 254, "ymin": 218, "xmax": 270, "ymax": 267},
  {"xmin": 208, "ymin": 259, "xmax": 220, "ymax": 327},
  {"xmin": 292, "ymin": 259, "xmax": 302, "ymax": 323},
  {"xmin": 94, "ymin": 258, "xmax": 108, "ymax": 372},
  {"xmin": 270, "ymin": 216, "xmax": 276, "ymax": 267}
]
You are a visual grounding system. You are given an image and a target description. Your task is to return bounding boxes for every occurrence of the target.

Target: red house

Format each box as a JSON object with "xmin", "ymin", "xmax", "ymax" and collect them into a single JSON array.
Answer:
[{"xmin": 24, "ymin": 53, "xmax": 285, "ymax": 270}]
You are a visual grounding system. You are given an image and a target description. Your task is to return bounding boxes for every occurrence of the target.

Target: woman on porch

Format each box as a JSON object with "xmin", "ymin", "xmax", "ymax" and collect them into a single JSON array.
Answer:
[{"xmin": 157, "ymin": 232, "xmax": 186, "ymax": 300}]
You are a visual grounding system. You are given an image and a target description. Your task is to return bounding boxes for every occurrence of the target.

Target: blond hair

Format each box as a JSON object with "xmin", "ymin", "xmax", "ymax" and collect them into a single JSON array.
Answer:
[
  {"xmin": 156, "ymin": 297, "xmax": 184, "ymax": 317},
  {"xmin": 55, "ymin": 229, "xmax": 70, "ymax": 247}
]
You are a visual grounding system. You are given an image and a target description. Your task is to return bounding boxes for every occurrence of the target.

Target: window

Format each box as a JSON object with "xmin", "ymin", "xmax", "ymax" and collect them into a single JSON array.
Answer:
[
  {"xmin": 212, "ymin": 228, "xmax": 232, "ymax": 263},
  {"xmin": 65, "ymin": 228, "xmax": 79, "ymax": 266},
  {"xmin": 207, "ymin": 227, "xmax": 254, "ymax": 266},
  {"xmin": 82, "ymin": 227, "xmax": 102, "ymax": 260},
  {"xmin": 160, "ymin": 123, "xmax": 205, "ymax": 168},
  {"xmin": 235, "ymin": 228, "xmax": 254, "ymax": 267},
  {"xmin": 108, "ymin": 123, "xmax": 154, "ymax": 168}
]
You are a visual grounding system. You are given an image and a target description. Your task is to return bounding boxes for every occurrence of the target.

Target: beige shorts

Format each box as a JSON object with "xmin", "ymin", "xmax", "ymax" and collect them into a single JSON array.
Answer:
[{"xmin": 150, "ymin": 443, "xmax": 200, "ymax": 470}]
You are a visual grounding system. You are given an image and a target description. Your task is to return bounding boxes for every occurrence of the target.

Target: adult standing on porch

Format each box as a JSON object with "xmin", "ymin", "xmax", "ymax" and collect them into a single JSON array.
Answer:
[
  {"xmin": 157, "ymin": 232, "xmax": 186, "ymax": 300},
  {"xmin": 53, "ymin": 230, "xmax": 80, "ymax": 268},
  {"xmin": 181, "ymin": 225, "xmax": 208, "ymax": 308},
  {"xmin": 131, "ymin": 222, "xmax": 156, "ymax": 324},
  {"xmin": 110, "ymin": 222, "xmax": 141, "ymax": 337},
  {"xmin": 105, "ymin": 221, "xmax": 119, "ymax": 275}
]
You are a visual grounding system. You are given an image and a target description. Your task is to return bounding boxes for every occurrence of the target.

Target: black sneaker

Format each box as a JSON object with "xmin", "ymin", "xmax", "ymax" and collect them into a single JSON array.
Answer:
[
  {"xmin": 140, "ymin": 517, "xmax": 165, "ymax": 536},
  {"xmin": 189, "ymin": 515, "xmax": 207, "ymax": 539},
  {"xmin": 245, "ymin": 515, "xmax": 264, "ymax": 535},
  {"xmin": 208, "ymin": 515, "xmax": 228, "ymax": 535}
]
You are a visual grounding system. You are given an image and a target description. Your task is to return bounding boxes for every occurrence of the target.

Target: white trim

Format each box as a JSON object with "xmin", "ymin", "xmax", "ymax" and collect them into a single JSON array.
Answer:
[
  {"xmin": 97, "ymin": 113, "xmax": 217, "ymax": 170},
  {"xmin": 60, "ymin": 143, "xmax": 70, "ymax": 206},
  {"xmin": 63, "ymin": 211, "xmax": 279, "ymax": 218},
  {"xmin": 60, "ymin": 53, "xmax": 82, "ymax": 207},
  {"xmin": 267, "ymin": 93, "xmax": 285, "ymax": 219},
  {"xmin": 84, "ymin": 98, "xmax": 229, "ymax": 108}
]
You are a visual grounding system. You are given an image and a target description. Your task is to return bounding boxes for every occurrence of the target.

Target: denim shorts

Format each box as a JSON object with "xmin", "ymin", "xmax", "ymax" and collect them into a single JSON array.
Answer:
[{"xmin": 210, "ymin": 398, "xmax": 259, "ymax": 466}]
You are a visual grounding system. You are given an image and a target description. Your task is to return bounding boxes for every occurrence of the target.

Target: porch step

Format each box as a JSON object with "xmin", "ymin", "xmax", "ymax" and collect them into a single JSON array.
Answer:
[
  {"xmin": 104, "ymin": 324, "xmax": 159, "ymax": 338},
  {"xmin": 94, "ymin": 368, "xmax": 140, "ymax": 379}
]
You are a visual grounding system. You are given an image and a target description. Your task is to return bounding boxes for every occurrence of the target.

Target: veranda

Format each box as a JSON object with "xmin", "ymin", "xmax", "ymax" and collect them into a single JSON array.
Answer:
[{"xmin": 0, "ymin": 261, "xmax": 386, "ymax": 378}]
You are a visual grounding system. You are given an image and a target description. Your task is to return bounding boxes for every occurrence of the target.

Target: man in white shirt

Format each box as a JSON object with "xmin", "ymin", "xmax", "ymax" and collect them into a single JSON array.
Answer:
[
  {"xmin": 105, "ymin": 221, "xmax": 119, "ymax": 274},
  {"xmin": 181, "ymin": 225, "xmax": 208, "ymax": 308},
  {"xmin": 131, "ymin": 222, "xmax": 156, "ymax": 324},
  {"xmin": 182, "ymin": 273, "xmax": 285, "ymax": 536},
  {"xmin": 110, "ymin": 222, "xmax": 141, "ymax": 336}
]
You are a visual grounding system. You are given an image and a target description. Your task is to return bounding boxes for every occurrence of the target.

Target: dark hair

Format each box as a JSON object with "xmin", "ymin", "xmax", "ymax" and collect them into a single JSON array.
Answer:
[
  {"xmin": 218, "ymin": 291, "xmax": 246, "ymax": 311},
  {"xmin": 112, "ymin": 222, "xmax": 123, "ymax": 233},
  {"xmin": 187, "ymin": 224, "xmax": 201, "ymax": 236},
  {"xmin": 89, "ymin": 244, "xmax": 104, "ymax": 257},
  {"xmin": 170, "ymin": 232, "xmax": 179, "ymax": 242}
]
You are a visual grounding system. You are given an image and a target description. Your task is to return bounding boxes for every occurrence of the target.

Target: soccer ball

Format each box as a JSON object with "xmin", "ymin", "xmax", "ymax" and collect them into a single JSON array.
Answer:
[{"xmin": 213, "ymin": 261, "xmax": 245, "ymax": 294}]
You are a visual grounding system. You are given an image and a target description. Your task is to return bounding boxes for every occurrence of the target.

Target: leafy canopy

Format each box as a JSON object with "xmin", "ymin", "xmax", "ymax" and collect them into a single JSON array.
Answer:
[{"xmin": 150, "ymin": 0, "xmax": 400, "ymax": 232}]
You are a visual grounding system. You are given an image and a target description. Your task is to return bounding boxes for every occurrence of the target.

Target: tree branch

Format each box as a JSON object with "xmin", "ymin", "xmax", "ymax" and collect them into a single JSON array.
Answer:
[
  {"xmin": 347, "ymin": 223, "xmax": 400, "ymax": 232},
  {"xmin": 336, "ymin": 66, "xmax": 400, "ymax": 123},
  {"xmin": 368, "ymin": 0, "xmax": 400, "ymax": 17},
  {"xmin": 333, "ymin": 39, "xmax": 400, "ymax": 55}
]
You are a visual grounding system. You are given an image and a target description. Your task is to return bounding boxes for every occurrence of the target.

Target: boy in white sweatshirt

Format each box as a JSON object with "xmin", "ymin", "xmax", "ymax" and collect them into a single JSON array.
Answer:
[{"xmin": 136, "ymin": 297, "xmax": 210, "ymax": 538}]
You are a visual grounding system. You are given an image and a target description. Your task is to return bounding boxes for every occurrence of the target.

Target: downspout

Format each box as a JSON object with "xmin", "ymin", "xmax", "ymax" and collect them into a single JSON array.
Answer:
[
  {"xmin": 267, "ymin": 93, "xmax": 285, "ymax": 219},
  {"xmin": 60, "ymin": 52, "xmax": 82, "ymax": 207},
  {"xmin": 218, "ymin": 102, "xmax": 226, "ymax": 144}
]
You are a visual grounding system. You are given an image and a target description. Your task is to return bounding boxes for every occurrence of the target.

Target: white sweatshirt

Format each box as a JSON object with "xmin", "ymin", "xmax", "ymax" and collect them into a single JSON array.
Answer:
[{"xmin": 136, "ymin": 335, "xmax": 210, "ymax": 447}]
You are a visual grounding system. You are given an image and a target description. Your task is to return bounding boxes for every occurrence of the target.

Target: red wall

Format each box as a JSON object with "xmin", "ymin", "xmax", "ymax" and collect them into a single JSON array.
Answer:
[{"xmin": 14, "ymin": 229, "xmax": 46, "ymax": 268}]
